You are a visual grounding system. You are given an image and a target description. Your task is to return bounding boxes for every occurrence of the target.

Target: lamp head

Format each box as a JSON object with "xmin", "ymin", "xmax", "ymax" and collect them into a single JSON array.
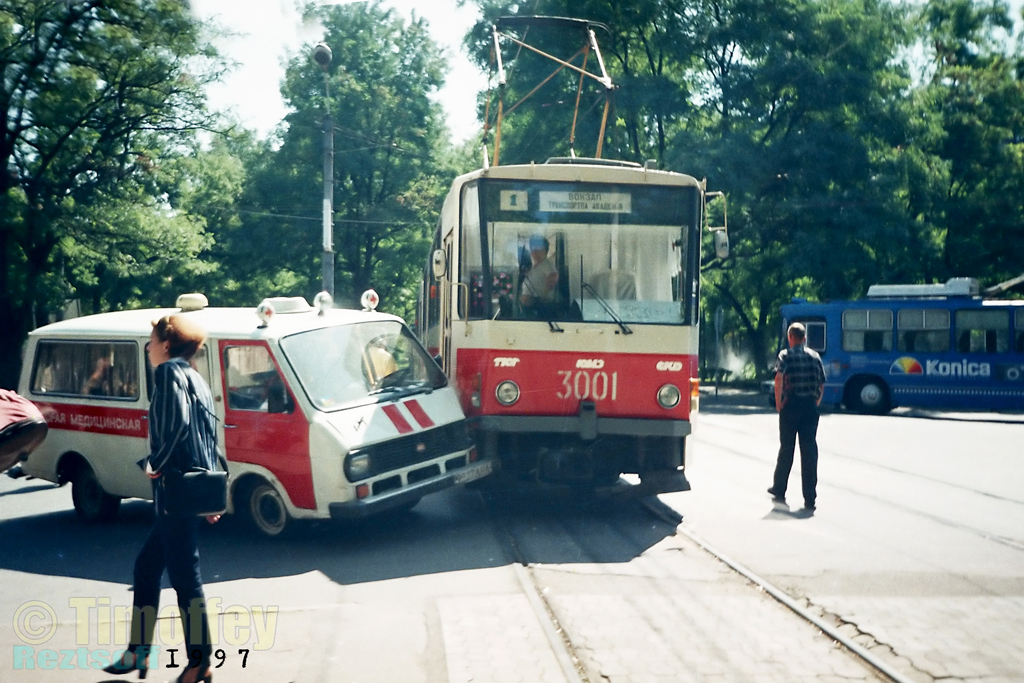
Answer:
[{"xmin": 313, "ymin": 43, "xmax": 332, "ymax": 70}]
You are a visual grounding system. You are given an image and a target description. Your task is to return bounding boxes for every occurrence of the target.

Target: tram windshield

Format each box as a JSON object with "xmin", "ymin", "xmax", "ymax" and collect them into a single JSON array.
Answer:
[{"xmin": 461, "ymin": 180, "xmax": 700, "ymax": 325}]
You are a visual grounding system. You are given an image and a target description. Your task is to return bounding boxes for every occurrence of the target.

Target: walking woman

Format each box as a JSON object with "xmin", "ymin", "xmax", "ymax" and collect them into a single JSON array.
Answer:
[{"xmin": 105, "ymin": 314, "xmax": 219, "ymax": 683}]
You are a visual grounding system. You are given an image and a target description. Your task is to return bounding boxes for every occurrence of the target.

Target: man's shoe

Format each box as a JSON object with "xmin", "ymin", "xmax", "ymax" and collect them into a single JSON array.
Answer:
[{"xmin": 767, "ymin": 487, "xmax": 786, "ymax": 503}]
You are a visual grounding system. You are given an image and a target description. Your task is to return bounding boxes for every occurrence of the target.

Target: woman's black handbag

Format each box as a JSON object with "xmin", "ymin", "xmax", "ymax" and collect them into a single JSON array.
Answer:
[{"xmin": 163, "ymin": 466, "xmax": 228, "ymax": 517}]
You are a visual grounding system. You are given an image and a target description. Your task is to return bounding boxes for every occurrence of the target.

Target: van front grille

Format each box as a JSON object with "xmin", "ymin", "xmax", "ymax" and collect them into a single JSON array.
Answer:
[{"xmin": 345, "ymin": 420, "xmax": 472, "ymax": 482}]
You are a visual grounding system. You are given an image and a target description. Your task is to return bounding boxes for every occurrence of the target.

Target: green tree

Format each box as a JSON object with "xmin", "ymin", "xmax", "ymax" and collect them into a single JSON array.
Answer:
[
  {"xmin": 0, "ymin": 0, "xmax": 218, "ymax": 387},
  {"xmin": 210, "ymin": 1, "xmax": 458, "ymax": 318},
  {"xmin": 915, "ymin": 0, "xmax": 1024, "ymax": 286},
  {"xmin": 680, "ymin": 0, "xmax": 919, "ymax": 373},
  {"xmin": 467, "ymin": 0, "xmax": 692, "ymax": 165},
  {"xmin": 467, "ymin": 0, "xmax": 919, "ymax": 375}
]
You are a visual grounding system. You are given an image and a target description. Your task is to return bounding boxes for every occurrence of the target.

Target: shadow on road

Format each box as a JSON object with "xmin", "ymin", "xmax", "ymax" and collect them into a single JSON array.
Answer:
[{"xmin": 0, "ymin": 479, "xmax": 676, "ymax": 589}]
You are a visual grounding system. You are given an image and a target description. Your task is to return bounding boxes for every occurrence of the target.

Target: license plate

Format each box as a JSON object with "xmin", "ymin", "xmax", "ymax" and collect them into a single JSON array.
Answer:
[{"xmin": 454, "ymin": 460, "xmax": 494, "ymax": 485}]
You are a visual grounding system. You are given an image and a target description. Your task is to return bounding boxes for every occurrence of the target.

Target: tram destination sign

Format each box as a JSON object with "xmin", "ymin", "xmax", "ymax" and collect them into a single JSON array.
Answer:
[{"xmin": 539, "ymin": 191, "xmax": 632, "ymax": 214}]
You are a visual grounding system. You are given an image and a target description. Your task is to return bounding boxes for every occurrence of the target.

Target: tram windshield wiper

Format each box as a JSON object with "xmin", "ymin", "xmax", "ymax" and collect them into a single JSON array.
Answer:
[{"xmin": 582, "ymin": 281, "xmax": 633, "ymax": 335}]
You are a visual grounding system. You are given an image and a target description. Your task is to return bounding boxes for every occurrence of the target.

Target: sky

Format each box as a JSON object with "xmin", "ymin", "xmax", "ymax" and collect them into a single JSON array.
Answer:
[
  {"xmin": 190, "ymin": 0, "xmax": 1024, "ymax": 145},
  {"xmin": 190, "ymin": 0, "xmax": 488, "ymax": 142}
]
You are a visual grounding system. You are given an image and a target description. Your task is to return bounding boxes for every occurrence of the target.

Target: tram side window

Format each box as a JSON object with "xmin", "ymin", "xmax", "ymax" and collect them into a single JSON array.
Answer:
[
  {"xmin": 955, "ymin": 310, "xmax": 1009, "ymax": 353},
  {"xmin": 1016, "ymin": 310, "xmax": 1024, "ymax": 353},
  {"xmin": 897, "ymin": 309, "xmax": 950, "ymax": 353},
  {"xmin": 460, "ymin": 185, "xmax": 486, "ymax": 319},
  {"xmin": 842, "ymin": 309, "xmax": 892, "ymax": 352},
  {"xmin": 30, "ymin": 341, "xmax": 140, "ymax": 399},
  {"xmin": 224, "ymin": 345, "xmax": 292, "ymax": 413}
]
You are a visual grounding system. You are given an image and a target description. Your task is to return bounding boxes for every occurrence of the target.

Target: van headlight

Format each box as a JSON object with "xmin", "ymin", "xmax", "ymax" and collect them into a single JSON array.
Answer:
[
  {"xmin": 657, "ymin": 384, "xmax": 681, "ymax": 409},
  {"xmin": 495, "ymin": 380, "xmax": 520, "ymax": 406},
  {"xmin": 347, "ymin": 453, "xmax": 371, "ymax": 480}
]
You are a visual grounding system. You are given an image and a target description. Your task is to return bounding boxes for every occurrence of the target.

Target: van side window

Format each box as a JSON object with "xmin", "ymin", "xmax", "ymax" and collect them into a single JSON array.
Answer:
[
  {"xmin": 30, "ymin": 341, "xmax": 140, "ymax": 399},
  {"xmin": 224, "ymin": 345, "xmax": 293, "ymax": 413},
  {"xmin": 842, "ymin": 309, "xmax": 892, "ymax": 352},
  {"xmin": 897, "ymin": 309, "xmax": 950, "ymax": 353},
  {"xmin": 955, "ymin": 310, "xmax": 1009, "ymax": 353}
]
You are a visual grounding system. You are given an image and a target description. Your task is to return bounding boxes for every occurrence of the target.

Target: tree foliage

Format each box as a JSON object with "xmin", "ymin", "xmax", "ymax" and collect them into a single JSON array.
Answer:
[
  {"xmin": 468, "ymin": 0, "xmax": 1024, "ymax": 376},
  {"xmin": 205, "ymin": 1, "xmax": 464, "ymax": 319},
  {"xmin": 0, "ymin": 0, "xmax": 219, "ymax": 386},
  {"xmin": 2, "ymin": 0, "xmax": 1022, "ymax": 389}
]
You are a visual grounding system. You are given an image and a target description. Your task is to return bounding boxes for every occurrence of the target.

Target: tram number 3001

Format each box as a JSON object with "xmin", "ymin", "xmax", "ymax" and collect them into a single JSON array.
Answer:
[{"xmin": 556, "ymin": 370, "xmax": 619, "ymax": 401}]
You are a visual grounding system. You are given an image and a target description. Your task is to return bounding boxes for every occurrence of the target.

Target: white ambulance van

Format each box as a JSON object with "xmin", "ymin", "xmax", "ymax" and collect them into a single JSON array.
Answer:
[{"xmin": 17, "ymin": 292, "xmax": 493, "ymax": 536}]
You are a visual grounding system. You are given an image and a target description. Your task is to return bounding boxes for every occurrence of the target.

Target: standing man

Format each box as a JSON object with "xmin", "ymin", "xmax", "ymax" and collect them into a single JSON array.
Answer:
[{"xmin": 769, "ymin": 322, "xmax": 826, "ymax": 511}]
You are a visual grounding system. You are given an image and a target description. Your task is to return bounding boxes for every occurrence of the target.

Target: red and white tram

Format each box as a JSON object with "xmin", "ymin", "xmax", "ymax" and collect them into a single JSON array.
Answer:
[
  {"xmin": 417, "ymin": 17, "xmax": 727, "ymax": 491},
  {"xmin": 418, "ymin": 158, "xmax": 726, "ymax": 491}
]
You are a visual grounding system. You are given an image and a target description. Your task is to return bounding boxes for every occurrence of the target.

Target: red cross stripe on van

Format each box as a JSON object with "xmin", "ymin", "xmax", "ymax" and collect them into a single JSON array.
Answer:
[{"xmin": 381, "ymin": 399, "xmax": 436, "ymax": 434}]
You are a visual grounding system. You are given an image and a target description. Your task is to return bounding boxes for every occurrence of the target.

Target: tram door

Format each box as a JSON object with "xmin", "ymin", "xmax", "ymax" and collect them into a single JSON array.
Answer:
[{"xmin": 440, "ymin": 234, "xmax": 454, "ymax": 375}]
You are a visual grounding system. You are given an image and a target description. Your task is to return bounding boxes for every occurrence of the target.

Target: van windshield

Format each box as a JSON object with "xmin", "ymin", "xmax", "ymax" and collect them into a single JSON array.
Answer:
[{"xmin": 279, "ymin": 321, "xmax": 446, "ymax": 411}]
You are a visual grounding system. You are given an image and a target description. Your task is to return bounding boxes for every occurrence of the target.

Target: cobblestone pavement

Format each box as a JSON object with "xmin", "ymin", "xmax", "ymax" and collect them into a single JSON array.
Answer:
[
  {"xmin": 532, "ymin": 533, "xmax": 887, "ymax": 683},
  {"xmin": 671, "ymin": 391, "xmax": 1024, "ymax": 683}
]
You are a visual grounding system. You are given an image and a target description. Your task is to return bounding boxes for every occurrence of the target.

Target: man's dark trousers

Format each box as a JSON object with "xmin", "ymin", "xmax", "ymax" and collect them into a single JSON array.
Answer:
[{"xmin": 773, "ymin": 396, "xmax": 819, "ymax": 507}]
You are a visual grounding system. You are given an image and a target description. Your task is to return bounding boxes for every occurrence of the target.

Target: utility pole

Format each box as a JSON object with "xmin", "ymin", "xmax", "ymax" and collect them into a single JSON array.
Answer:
[{"xmin": 313, "ymin": 43, "xmax": 334, "ymax": 297}]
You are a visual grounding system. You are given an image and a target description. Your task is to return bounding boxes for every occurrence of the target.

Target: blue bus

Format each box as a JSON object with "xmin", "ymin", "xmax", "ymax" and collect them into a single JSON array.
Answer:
[{"xmin": 779, "ymin": 278, "xmax": 1024, "ymax": 413}]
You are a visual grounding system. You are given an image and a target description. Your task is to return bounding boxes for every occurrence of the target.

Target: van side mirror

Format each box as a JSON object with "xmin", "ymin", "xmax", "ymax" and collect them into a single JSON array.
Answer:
[
  {"xmin": 714, "ymin": 230, "xmax": 730, "ymax": 259},
  {"xmin": 432, "ymin": 249, "xmax": 447, "ymax": 279}
]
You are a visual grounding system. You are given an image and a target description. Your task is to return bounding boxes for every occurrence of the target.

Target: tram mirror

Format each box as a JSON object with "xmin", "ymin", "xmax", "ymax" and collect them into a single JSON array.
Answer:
[
  {"xmin": 431, "ymin": 249, "xmax": 447, "ymax": 279},
  {"xmin": 714, "ymin": 230, "xmax": 730, "ymax": 260}
]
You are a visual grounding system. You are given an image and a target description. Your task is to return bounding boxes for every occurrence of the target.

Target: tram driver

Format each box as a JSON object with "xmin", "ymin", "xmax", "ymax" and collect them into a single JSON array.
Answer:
[{"xmin": 519, "ymin": 235, "xmax": 560, "ymax": 318}]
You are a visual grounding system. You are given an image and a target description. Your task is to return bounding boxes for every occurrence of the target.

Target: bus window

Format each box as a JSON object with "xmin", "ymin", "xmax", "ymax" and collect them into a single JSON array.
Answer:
[
  {"xmin": 1016, "ymin": 310, "xmax": 1024, "ymax": 353},
  {"xmin": 804, "ymin": 322, "xmax": 826, "ymax": 353},
  {"xmin": 31, "ymin": 341, "xmax": 140, "ymax": 399},
  {"xmin": 956, "ymin": 310, "xmax": 1009, "ymax": 353},
  {"xmin": 842, "ymin": 309, "xmax": 892, "ymax": 352},
  {"xmin": 897, "ymin": 309, "xmax": 950, "ymax": 353}
]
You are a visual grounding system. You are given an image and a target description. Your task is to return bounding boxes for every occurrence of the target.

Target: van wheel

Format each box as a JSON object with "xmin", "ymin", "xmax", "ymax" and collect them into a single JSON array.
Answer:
[
  {"xmin": 848, "ymin": 378, "xmax": 890, "ymax": 414},
  {"xmin": 71, "ymin": 465, "xmax": 120, "ymax": 522},
  {"xmin": 245, "ymin": 482, "xmax": 288, "ymax": 537}
]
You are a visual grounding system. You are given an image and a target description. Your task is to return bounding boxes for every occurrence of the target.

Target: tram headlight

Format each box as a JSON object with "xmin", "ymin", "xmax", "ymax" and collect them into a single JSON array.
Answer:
[
  {"xmin": 495, "ymin": 380, "xmax": 520, "ymax": 406},
  {"xmin": 347, "ymin": 453, "xmax": 371, "ymax": 480},
  {"xmin": 657, "ymin": 384, "xmax": 681, "ymax": 409}
]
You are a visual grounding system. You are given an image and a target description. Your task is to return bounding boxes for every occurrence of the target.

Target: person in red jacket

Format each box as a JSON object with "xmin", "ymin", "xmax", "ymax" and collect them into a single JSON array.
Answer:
[{"xmin": 0, "ymin": 389, "xmax": 48, "ymax": 474}]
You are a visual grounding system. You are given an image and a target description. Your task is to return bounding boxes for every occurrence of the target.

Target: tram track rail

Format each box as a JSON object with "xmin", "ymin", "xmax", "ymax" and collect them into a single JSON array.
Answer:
[
  {"xmin": 486, "ymin": 496, "xmax": 591, "ymax": 683},
  {"xmin": 480, "ymin": 486, "xmax": 906, "ymax": 683},
  {"xmin": 638, "ymin": 496, "xmax": 918, "ymax": 683}
]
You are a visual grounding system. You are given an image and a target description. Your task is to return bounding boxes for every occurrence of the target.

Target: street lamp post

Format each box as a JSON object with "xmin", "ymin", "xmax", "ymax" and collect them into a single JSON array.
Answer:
[{"xmin": 313, "ymin": 43, "xmax": 334, "ymax": 297}]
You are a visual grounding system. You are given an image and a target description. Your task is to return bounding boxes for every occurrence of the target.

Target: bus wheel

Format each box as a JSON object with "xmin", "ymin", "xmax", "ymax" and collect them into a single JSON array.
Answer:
[
  {"xmin": 245, "ymin": 481, "xmax": 289, "ymax": 537},
  {"xmin": 849, "ymin": 379, "xmax": 890, "ymax": 414},
  {"xmin": 71, "ymin": 464, "xmax": 120, "ymax": 523}
]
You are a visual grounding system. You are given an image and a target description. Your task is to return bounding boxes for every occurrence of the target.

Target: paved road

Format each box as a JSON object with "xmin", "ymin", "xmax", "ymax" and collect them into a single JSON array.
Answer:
[
  {"xmin": 1, "ymin": 393, "xmax": 1021, "ymax": 682},
  {"xmin": 1, "ymin": 462, "xmax": 885, "ymax": 682},
  {"xmin": 663, "ymin": 390, "xmax": 1024, "ymax": 683}
]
